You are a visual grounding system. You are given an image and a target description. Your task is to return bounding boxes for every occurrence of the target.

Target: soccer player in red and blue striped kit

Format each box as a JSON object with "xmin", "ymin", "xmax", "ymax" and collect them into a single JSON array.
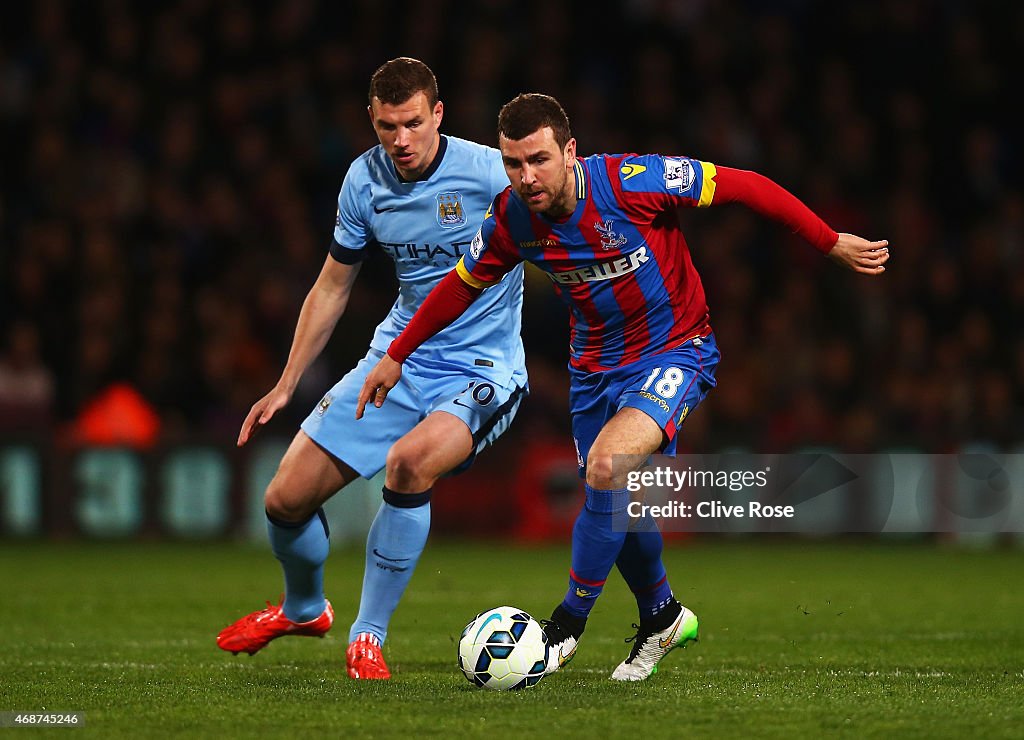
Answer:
[{"xmin": 357, "ymin": 93, "xmax": 889, "ymax": 681}]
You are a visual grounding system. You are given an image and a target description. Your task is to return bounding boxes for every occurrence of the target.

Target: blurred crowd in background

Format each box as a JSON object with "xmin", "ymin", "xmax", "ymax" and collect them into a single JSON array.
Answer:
[{"xmin": 1, "ymin": 0, "xmax": 1020, "ymax": 455}]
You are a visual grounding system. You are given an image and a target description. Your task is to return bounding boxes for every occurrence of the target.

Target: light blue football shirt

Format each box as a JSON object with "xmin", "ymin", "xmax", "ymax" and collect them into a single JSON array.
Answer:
[{"xmin": 330, "ymin": 135, "xmax": 526, "ymax": 387}]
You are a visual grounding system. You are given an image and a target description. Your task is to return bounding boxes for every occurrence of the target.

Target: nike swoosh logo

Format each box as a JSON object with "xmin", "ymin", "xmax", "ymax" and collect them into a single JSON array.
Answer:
[
  {"xmin": 372, "ymin": 549, "xmax": 410, "ymax": 562},
  {"xmin": 659, "ymin": 619, "xmax": 682, "ymax": 649},
  {"xmin": 558, "ymin": 643, "xmax": 577, "ymax": 667},
  {"xmin": 373, "ymin": 205, "xmax": 396, "ymax": 213},
  {"xmin": 484, "ymin": 203, "xmax": 493, "ymax": 219},
  {"xmin": 620, "ymin": 164, "xmax": 647, "ymax": 180},
  {"xmin": 474, "ymin": 613, "xmax": 502, "ymax": 641}
]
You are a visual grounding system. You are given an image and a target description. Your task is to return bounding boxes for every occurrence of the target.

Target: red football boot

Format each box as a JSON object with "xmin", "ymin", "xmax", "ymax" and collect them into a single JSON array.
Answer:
[
  {"xmin": 345, "ymin": 632, "xmax": 391, "ymax": 679},
  {"xmin": 217, "ymin": 599, "xmax": 333, "ymax": 655}
]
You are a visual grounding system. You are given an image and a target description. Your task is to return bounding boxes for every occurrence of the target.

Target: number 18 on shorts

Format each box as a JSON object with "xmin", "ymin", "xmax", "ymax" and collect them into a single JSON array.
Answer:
[{"xmin": 568, "ymin": 333, "xmax": 720, "ymax": 473}]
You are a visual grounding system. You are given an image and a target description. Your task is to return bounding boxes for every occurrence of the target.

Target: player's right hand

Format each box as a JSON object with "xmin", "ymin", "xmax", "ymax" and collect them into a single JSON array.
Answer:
[
  {"xmin": 237, "ymin": 386, "xmax": 292, "ymax": 447},
  {"xmin": 356, "ymin": 354, "xmax": 403, "ymax": 420}
]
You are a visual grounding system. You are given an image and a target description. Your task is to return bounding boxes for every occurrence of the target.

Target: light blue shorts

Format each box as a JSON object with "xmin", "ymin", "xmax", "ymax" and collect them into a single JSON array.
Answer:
[{"xmin": 301, "ymin": 349, "xmax": 528, "ymax": 478}]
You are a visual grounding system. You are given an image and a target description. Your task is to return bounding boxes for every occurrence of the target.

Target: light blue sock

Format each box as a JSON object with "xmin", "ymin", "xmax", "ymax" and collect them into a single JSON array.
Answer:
[
  {"xmin": 348, "ymin": 488, "xmax": 431, "ymax": 644},
  {"xmin": 267, "ymin": 508, "xmax": 330, "ymax": 623}
]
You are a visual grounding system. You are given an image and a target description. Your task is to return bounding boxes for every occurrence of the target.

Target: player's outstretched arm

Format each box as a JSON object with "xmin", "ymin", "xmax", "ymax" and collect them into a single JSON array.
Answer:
[
  {"xmin": 826, "ymin": 233, "xmax": 890, "ymax": 275},
  {"xmin": 710, "ymin": 167, "xmax": 891, "ymax": 270},
  {"xmin": 237, "ymin": 257, "xmax": 361, "ymax": 446}
]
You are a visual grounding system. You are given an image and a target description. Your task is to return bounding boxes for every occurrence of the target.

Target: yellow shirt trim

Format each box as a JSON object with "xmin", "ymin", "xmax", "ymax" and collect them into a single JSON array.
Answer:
[
  {"xmin": 698, "ymin": 161, "xmax": 717, "ymax": 207},
  {"xmin": 456, "ymin": 257, "xmax": 495, "ymax": 289}
]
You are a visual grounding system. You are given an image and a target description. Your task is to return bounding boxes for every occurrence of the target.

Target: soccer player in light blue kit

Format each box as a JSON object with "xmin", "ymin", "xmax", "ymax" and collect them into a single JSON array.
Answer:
[{"xmin": 216, "ymin": 58, "xmax": 527, "ymax": 680}]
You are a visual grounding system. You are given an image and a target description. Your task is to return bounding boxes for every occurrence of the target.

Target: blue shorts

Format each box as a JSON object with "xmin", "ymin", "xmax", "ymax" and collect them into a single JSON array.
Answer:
[
  {"xmin": 301, "ymin": 349, "xmax": 528, "ymax": 478},
  {"xmin": 568, "ymin": 333, "xmax": 720, "ymax": 474}
]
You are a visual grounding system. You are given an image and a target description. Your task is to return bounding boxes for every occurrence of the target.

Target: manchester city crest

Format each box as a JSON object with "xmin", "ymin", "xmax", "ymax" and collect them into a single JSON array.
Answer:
[
  {"xmin": 316, "ymin": 393, "xmax": 333, "ymax": 416},
  {"xmin": 436, "ymin": 191, "xmax": 466, "ymax": 228}
]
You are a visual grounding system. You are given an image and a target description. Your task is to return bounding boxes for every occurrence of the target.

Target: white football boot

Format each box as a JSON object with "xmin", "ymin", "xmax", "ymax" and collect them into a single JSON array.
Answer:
[{"xmin": 610, "ymin": 604, "xmax": 698, "ymax": 681}]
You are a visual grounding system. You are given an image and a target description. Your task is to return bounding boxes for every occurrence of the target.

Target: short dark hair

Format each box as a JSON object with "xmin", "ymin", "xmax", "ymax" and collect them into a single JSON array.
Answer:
[
  {"xmin": 368, "ymin": 57, "xmax": 439, "ymax": 107},
  {"xmin": 497, "ymin": 94, "xmax": 572, "ymax": 149}
]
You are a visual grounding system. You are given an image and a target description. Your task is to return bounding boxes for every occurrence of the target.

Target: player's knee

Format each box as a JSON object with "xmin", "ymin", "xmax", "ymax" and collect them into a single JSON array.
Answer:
[
  {"xmin": 264, "ymin": 477, "xmax": 314, "ymax": 523},
  {"xmin": 585, "ymin": 450, "xmax": 620, "ymax": 491},
  {"xmin": 385, "ymin": 443, "xmax": 433, "ymax": 491}
]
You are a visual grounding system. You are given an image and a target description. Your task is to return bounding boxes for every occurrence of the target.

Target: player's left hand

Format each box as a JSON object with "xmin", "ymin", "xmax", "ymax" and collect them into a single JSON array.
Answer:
[
  {"xmin": 356, "ymin": 354, "xmax": 403, "ymax": 419},
  {"xmin": 827, "ymin": 233, "xmax": 890, "ymax": 275}
]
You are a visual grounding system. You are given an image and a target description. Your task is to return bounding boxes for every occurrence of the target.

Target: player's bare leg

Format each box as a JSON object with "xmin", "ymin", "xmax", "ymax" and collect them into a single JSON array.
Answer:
[
  {"xmin": 347, "ymin": 411, "xmax": 474, "ymax": 679},
  {"xmin": 585, "ymin": 408, "xmax": 662, "ymax": 491},
  {"xmin": 217, "ymin": 432, "xmax": 357, "ymax": 656},
  {"xmin": 384, "ymin": 411, "xmax": 474, "ymax": 493},
  {"xmin": 263, "ymin": 430, "xmax": 359, "ymax": 522}
]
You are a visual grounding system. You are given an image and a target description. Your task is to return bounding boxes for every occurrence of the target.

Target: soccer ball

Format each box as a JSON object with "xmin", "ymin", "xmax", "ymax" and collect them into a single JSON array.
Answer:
[{"xmin": 458, "ymin": 606, "xmax": 549, "ymax": 690}]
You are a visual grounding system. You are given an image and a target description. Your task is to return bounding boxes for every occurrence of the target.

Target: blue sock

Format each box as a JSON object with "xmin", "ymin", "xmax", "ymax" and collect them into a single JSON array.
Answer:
[
  {"xmin": 615, "ymin": 515, "xmax": 675, "ymax": 621},
  {"xmin": 561, "ymin": 485, "xmax": 629, "ymax": 618},
  {"xmin": 267, "ymin": 508, "xmax": 330, "ymax": 623},
  {"xmin": 348, "ymin": 487, "xmax": 431, "ymax": 644}
]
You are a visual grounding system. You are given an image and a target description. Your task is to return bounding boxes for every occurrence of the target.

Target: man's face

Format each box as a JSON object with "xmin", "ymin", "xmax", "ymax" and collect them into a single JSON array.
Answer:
[
  {"xmin": 368, "ymin": 91, "xmax": 443, "ymax": 180},
  {"xmin": 499, "ymin": 127, "xmax": 577, "ymax": 216}
]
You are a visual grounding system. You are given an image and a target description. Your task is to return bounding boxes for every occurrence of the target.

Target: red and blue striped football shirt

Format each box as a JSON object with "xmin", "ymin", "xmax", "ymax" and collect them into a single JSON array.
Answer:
[{"xmin": 390, "ymin": 154, "xmax": 837, "ymax": 372}]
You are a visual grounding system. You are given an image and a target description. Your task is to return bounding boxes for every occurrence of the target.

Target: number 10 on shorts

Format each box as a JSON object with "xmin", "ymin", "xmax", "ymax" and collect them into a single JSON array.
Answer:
[{"xmin": 455, "ymin": 380, "xmax": 496, "ymax": 408}]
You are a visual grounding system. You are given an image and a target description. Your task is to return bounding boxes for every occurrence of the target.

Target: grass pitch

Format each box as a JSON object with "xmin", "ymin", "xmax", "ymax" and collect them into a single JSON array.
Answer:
[{"xmin": 1, "ymin": 538, "xmax": 1022, "ymax": 738}]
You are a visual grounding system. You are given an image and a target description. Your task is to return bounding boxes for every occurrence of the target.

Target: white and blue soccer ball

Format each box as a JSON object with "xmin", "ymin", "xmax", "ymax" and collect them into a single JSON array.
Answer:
[{"xmin": 458, "ymin": 606, "xmax": 549, "ymax": 690}]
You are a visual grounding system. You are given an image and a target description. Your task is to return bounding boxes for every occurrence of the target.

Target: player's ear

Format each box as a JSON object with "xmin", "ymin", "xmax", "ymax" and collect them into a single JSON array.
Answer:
[
  {"xmin": 366, "ymin": 103, "xmax": 375, "ymax": 127},
  {"xmin": 433, "ymin": 100, "xmax": 444, "ymax": 127},
  {"xmin": 565, "ymin": 137, "xmax": 577, "ymax": 162}
]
